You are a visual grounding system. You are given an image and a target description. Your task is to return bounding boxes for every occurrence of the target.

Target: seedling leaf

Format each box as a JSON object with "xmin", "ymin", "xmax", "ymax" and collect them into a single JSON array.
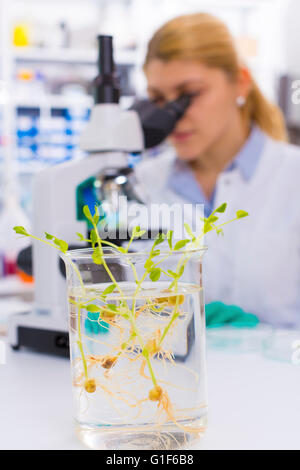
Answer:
[
  {"xmin": 173, "ymin": 239, "xmax": 190, "ymax": 251},
  {"xmin": 83, "ymin": 205, "xmax": 93, "ymax": 224},
  {"xmin": 13, "ymin": 226, "xmax": 29, "ymax": 236},
  {"xmin": 236, "ymin": 210, "xmax": 249, "ymax": 219},
  {"xmin": 153, "ymin": 232, "xmax": 165, "ymax": 247},
  {"xmin": 166, "ymin": 230, "xmax": 173, "ymax": 250},
  {"xmin": 90, "ymin": 229, "xmax": 98, "ymax": 246},
  {"xmin": 144, "ymin": 259, "xmax": 154, "ymax": 270},
  {"xmin": 184, "ymin": 224, "xmax": 195, "ymax": 241},
  {"xmin": 76, "ymin": 232, "xmax": 86, "ymax": 242},
  {"xmin": 101, "ymin": 283, "xmax": 117, "ymax": 297},
  {"xmin": 178, "ymin": 265, "xmax": 185, "ymax": 277},
  {"xmin": 105, "ymin": 304, "xmax": 117, "ymax": 312},
  {"xmin": 203, "ymin": 220, "xmax": 213, "ymax": 234},
  {"xmin": 132, "ymin": 226, "xmax": 146, "ymax": 238},
  {"xmin": 93, "ymin": 205, "xmax": 100, "ymax": 225},
  {"xmin": 45, "ymin": 232, "xmax": 54, "ymax": 240},
  {"xmin": 86, "ymin": 304, "xmax": 100, "ymax": 313},
  {"xmin": 215, "ymin": 202, "xmax": 227, "ymax": 213},
  {"xmin": 167, "ymin": 269, "xmax": 178, "ymax": 278},
  {"xmin": 53, "ymin": 238, "xmax": 68, "ymax": 253},
  {"xmin": 151, "ymin": 249, "xmax": 160, "ymax": 257},
  {"xmin": 207, "ymin": 215, "xmax": 218, "ymax": 223},
  {"xmin": 149, "ymin": 268, "xmax": 161, "ymax": 282}
]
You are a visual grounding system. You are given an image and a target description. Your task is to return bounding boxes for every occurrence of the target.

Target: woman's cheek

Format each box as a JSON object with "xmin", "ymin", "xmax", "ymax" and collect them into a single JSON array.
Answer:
[{"xmin": 187, "ymin": 95, "xmax": 215, "ymax": 125}]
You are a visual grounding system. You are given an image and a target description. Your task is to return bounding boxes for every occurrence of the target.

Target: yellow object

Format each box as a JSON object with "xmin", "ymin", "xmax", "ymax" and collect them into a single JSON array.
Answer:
[
  {"xmin": 17, "ymin": 69, "xmax": 34, "ymax": 81},
  {"xmin": 167, "ymin": 294, "xmax": 185, "ymax": 306},
  {"xmin": 13, "ymin": 24, "xmax": 30, "ymax": 47},
  {"xmin": 84, "ymin": 378, "xmax": 96, "ymax": 393},
  {"xmin": 148, "ymin": 385, "xmax": 163, "ymax": 401}
]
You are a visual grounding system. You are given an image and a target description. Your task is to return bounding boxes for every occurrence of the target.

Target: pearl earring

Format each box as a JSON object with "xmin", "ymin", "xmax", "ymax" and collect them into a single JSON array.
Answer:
[{"xmin": 236, "ymin": 96, "xmax": 246, "ymax": 107}]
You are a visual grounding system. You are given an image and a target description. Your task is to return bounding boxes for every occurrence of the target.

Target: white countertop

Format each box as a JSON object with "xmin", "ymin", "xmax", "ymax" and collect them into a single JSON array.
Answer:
[
  {"xmin": 0, "ymin": 327, "xmax": 299, "ymax": 450},
  {"xmin": 0, "ymin": 276, "xmax": 34, "ymax": 335}
]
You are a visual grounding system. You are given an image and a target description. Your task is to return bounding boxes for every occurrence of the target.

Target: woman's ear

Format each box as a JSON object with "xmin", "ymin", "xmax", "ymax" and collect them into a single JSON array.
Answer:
[{"xmin": 236, "ymin": 66, "xmax": 252, "ymax": 102}]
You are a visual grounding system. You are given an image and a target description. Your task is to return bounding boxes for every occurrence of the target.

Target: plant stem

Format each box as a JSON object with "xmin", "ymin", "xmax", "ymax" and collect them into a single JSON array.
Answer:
[
  {"xmin": 77, "ymin": 303, "xmax": 88, "ymax": 379},
  {"xmin": 145, "ymin": 356, "xmax": 158, "ymax": 386},
  {"xmin": 158, "ymin": 280, "xmax": 180, "ymax": 347},
  {"xmin": 91, "ymin": 221, "xmax": 127, "ymax": 299},
  {"xmin": 91, "ymin": 219, "xmax": 159, "ymax": 387},
  {"xmin": 127, "ymin": 313, "xmax": 158, "ymax": 387},
  {"xmin": 213, "ymin": 217, "xmax": 241, "ymax": 230}
]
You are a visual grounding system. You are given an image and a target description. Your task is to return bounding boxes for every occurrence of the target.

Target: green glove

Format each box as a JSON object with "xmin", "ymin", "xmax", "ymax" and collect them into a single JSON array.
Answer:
[
  {"xmin": 205, "ymin": 301, "xmax": 259, "ymax": 328},
  {"xmin": 84, "ymin": 311, "xmax": 109, "ymax": 335}
]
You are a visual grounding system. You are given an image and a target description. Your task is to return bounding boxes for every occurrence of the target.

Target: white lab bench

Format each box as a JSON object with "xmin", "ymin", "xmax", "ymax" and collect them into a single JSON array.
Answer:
[
  {"xmin": 0, "ymin": 326, "xmax": 299, "ymax": 450},
  {"xmin": 0, "ymin": 276, "xmax": 34, "ymax": 335}
]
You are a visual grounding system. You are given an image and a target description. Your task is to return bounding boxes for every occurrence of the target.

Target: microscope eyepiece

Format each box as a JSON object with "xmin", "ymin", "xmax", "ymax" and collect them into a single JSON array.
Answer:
[
  {"xmin": 93, "ymin": 35, "xmax": 120, "ymax": 104},
  {"xmin": 163, "ymin": 94, "xmax": 192, "ymax": 120},
  {"xmin": 98, "ymin": 35, "xmax": 114, "ymax": 75},
  {"xmin": 130, "ymin": 93, "xmax": 193, "ymax": 149}
]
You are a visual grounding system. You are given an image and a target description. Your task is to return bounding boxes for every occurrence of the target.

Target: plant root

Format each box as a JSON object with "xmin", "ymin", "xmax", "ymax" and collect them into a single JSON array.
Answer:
[{"xmin": 86, "ymin": 354, "xmax": 118, "ymax": 370}]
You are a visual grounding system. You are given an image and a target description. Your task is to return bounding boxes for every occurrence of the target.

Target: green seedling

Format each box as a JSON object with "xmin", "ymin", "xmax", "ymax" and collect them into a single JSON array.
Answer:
[{"xmin": 14, "ymin": 202, "xmax": 248, "ymax": 430}]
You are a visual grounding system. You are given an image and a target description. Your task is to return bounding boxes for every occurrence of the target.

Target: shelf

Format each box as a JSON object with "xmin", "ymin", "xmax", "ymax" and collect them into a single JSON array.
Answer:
[
  {"xmin": 13, "ymin": 94, "xmax": 134, "ymax": 110},
  {"xmin": 0, "ymin": 159, "xmax": 82, "ymax": 175},
  {"xmin": 14, "ymin": 94, "xmax": 93, "ymax": 109},
  {"xmin": 13, "ymin": 46, "xmax": 139, "ymax": 66}
]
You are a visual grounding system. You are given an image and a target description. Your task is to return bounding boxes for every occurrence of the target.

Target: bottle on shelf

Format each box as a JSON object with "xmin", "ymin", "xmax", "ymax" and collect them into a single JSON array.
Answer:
[{"xmin": 13, "ymin": 23, "xmax": 30, "ymax": 47}]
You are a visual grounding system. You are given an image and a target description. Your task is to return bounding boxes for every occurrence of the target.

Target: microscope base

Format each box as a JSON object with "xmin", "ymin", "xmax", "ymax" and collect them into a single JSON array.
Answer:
[{"xmin": 8, "ymin": 312, "xmax": 69, "ymax": 358}]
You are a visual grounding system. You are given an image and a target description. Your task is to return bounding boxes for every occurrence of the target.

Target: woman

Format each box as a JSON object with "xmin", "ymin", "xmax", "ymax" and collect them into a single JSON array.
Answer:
[{"xmin": 135, "ymin": 13, "xmax": 300, "ymax": 327}]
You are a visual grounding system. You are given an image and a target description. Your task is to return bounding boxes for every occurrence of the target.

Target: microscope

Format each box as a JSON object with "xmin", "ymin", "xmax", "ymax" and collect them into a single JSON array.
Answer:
[{"xmin": 8, "ymin": 35, "xmax": 191, "ymax": 356}]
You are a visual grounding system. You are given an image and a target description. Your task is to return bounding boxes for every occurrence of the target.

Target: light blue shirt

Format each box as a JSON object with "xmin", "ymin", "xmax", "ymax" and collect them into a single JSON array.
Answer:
[{"xmin": 166, "ymin": 125, "xmax": 266, "ymax": 217}]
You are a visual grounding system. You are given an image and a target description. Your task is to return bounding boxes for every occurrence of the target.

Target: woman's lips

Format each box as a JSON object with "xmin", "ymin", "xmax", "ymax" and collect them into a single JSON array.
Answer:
[{"xmin": 171, "ymin": 131, "xmax": 194, "ymax": 143}]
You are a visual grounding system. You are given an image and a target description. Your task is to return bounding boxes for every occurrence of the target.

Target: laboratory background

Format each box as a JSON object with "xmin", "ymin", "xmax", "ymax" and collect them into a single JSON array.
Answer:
[{"xmin": 0, "ymin": 0, "xmax": 300, "ymax": 451}]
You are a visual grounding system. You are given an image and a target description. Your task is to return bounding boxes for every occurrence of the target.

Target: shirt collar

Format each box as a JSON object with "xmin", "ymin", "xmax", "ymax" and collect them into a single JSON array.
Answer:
[
  {"xmin": 223, "ymin": 124, "xmax": 265, "ymax": 181},
  {"xmin": 166, "ymin": 124, "xmax": 266, "ymax": 208}
]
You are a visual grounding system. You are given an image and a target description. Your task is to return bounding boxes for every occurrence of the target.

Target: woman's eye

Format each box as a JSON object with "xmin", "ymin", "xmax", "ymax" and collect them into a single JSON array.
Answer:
[
  {"xmin": 150, "ymin": 90, "xmax": 204, "ymax": 107},
  {"xmin": 186, "ymin": 90, "xmax": 204, "ymax": 100},
  {"xmin": 151, "ymin": 97, "xmax": 166, "ymax": 107}
]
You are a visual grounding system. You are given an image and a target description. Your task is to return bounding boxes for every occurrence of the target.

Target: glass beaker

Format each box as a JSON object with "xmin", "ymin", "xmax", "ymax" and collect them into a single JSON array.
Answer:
[{"xmin": 61, "ymin": 245, "xmax": 208, "ymax": 450}]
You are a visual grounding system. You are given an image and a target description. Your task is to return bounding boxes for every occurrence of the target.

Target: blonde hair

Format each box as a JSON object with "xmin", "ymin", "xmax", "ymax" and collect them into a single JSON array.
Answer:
[{"xmin": 144, "ymin": 13, "xmax": 287, "ymax": 141}]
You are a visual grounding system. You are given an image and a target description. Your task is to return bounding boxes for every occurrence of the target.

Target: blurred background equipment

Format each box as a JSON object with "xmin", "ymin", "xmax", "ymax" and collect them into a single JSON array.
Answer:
[
  {"xmin": 0, "ymin": 0, "xmax": 298, "ymax": 335},
  {"xmin": 278, "ymin": 0, "xmax": 300, "ymax": 145},
  {"xmin": 8, "ymin": 32, "xmax": 193, "ymax": 356},
  {"xmin": 0, "ymin": 0, "xmax": 290, "ymax": 218}
]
